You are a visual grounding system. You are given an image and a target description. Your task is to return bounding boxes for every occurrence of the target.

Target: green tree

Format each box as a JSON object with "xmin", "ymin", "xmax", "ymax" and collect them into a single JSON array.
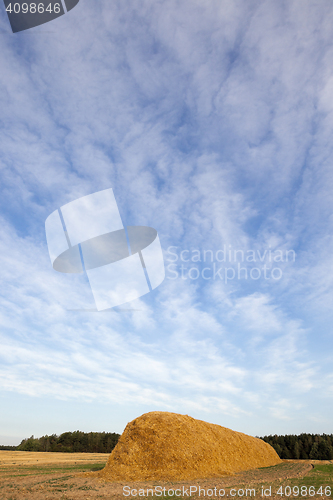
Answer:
[
  {"xmin": 309, "ymin": 442, "xmax": 319, "ymax": 459},
  {"xmin": 294, "ymin": 442, "xmax": 300, "ymax": 459}
]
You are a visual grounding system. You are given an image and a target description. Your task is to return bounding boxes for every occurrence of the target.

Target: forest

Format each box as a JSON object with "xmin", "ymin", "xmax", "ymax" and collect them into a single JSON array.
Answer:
[
  {"xmin": 260, "ymin": 434, "xmax": 333, "ymax": 460},
  {"xmin": 13, "ymin": 431, "xmax": 120, "ymax": 453},
  {"xmin": 1, "ymin": 432, "xmax": 333, "ymax": 458}
]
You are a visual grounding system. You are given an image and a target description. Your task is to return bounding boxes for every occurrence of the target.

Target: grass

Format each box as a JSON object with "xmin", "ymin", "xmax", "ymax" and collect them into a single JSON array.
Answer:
[
  {"xmin": 255, "ymin": 463, "xmax": 333, "ymax": 499},
  {"xmin": 0, "ymin": 461, "xmax": 106, "ymax": 477},
  {"xmin": 289, "ymin": 464, "xmax": 333, "ymax": 488}
]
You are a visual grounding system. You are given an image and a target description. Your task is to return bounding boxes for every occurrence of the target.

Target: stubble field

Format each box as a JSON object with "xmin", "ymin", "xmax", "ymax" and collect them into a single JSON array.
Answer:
[{"xmin": 0, "ymin": 451, "xmax": 332, "ymax": 500}]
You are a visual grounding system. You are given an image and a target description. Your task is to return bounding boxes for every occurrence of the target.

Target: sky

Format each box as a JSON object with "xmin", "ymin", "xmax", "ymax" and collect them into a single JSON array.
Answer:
[{"xmin": 0, "ymin": 0, "xmax": 332, "ymax": 446}]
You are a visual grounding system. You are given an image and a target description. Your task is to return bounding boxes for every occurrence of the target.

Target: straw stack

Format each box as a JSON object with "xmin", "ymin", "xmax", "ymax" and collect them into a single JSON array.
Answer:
[{"xmin": 99, "ymin": 411, "xmax": 281, "ymax": 481}]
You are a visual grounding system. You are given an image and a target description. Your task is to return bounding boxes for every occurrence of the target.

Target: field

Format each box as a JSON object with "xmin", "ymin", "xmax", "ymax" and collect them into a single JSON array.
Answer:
[{"xmin": 0, "ymin": 451, "xmax": 331, "ymax": 499}]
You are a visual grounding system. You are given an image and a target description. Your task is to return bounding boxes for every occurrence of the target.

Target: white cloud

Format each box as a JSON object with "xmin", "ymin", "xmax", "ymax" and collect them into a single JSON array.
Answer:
[{"xmin": 0, "ymin": 0, "xmax": 332, "ymax": 435}]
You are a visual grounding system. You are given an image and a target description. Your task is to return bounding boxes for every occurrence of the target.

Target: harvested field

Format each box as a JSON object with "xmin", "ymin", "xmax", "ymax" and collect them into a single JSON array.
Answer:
[
  {"xmin": 99, "ymin": 411, "xmax": 281, "ymax": 481},
  {"xmin": 0, "ymin": 451, "xmax": 332, "ymax": 500},
  {"xmin": 0, "ymin": 450, "xmax": 109, "ymax": 467}
]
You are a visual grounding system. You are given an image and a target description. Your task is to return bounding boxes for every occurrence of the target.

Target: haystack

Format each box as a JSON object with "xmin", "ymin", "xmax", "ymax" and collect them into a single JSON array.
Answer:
[{"xmin": 99, "ymin": 411, "xmax": 281, "ymax": 481}]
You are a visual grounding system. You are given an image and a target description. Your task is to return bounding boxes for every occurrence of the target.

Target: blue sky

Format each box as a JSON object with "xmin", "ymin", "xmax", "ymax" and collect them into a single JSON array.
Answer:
[{"xmin": 0, "ymin": 0, "xmax": 332, "ymax": 445}]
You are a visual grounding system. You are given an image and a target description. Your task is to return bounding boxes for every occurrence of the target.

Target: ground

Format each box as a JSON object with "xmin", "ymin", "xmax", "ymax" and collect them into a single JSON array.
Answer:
[{"xmin": 0, "ymin": 451, "xmax": 331, "ymax": 499}]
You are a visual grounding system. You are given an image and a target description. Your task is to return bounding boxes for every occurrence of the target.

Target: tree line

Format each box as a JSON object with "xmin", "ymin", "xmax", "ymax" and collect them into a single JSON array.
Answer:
[
  {"xmin": 14, "ymin": 431, "xmax": 120, "ymax": 453},
  {"xmin": 2, "ymin": 431, "xmax": 332, "ymax": 458},
  {"xmin": 260, "ymin": 433, "xmax": 333, "ymax": 460}
]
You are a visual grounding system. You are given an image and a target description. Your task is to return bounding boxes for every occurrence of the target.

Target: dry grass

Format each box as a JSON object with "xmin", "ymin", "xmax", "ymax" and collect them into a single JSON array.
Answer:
[
  {"xmin": 0, "ymin": 450, "xmax": 109, "ymax": 466},
  {"xmin": 0, "ymin": 451, "xmax": 330, "ymax": 499},
  {"xmin": 99, "ymin": 411, "xmax": 281, "ymax": 481}
]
